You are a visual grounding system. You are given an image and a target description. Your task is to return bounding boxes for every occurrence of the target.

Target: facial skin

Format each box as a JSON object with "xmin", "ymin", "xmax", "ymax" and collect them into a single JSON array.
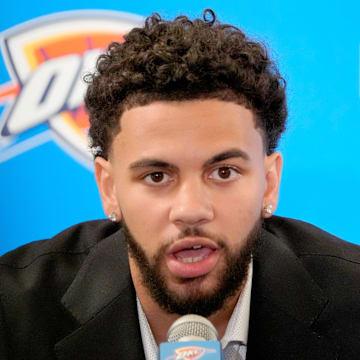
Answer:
[
  {"xmin": 121, "ymin": 213, "xmax": 261, "ymax": 317},
  {"xmin": 95, "ymin": 99, "xmax": 282, "ymax": 341}
]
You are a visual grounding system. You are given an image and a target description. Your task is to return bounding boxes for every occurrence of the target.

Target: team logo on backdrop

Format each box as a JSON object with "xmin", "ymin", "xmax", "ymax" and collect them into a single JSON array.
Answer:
[{"xmin": 0, "ymin": 10, "xmax": 143, "ymax": 168}]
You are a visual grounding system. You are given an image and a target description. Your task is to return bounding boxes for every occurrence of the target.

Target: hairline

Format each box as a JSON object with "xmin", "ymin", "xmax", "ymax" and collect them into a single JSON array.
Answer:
[{"xmin": 105, "ymin": 94, "xmax": 268, "ymax": 161}]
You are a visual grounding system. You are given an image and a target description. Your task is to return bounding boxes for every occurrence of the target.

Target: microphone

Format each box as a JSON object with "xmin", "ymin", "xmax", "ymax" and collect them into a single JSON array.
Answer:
[{"xmin": 159, "ymin": 314, "xmax": 224, "ymax": 359}]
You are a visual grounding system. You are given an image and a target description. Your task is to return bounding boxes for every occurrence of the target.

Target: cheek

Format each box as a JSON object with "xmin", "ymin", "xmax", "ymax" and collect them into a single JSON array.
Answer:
[
  {"xmin": 215, "ymin": 178, "xmax": 264, "ymax": 237},
  {"xmin": 116, "ymin": 186, "xmax": 169, "ymax": 247},
  {"xmin": 239, "ymin": 187, "xmax": 264, "ymax": 217},
  {"xmin": 220, "ymin": 195, "xmax": 261, "ymax": 228},
  {"xmin": 218, "ymin": 172, "xmax": 265, "ymax": 208}
]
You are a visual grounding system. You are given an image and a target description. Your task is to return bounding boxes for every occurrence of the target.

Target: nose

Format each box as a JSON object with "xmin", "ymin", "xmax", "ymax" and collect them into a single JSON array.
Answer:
[{"xmin": 169, "ymin": 179, "xmax": 214, "ymax": 228}]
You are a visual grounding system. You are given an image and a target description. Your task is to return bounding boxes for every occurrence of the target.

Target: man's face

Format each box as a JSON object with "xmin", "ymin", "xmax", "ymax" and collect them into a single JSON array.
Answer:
[{"xmin": 95, "ymin": 99, "xmax": 282, "ymax": 315}]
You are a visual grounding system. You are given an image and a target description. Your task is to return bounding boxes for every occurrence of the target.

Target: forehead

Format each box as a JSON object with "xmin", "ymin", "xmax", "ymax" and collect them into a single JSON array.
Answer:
[{"xmin": 111, "ymin": 99, "xmax": 264, "ymax": 163}]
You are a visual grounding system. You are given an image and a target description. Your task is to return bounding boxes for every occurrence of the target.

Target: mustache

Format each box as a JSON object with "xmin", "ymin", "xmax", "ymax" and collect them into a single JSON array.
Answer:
[
  {"xmin": 170, "ymin": 227, "xmax": 226, "ymax": 249},
  {"xmin": 181, "ymin": 227, "xmax": 208, "ymax": 238}
]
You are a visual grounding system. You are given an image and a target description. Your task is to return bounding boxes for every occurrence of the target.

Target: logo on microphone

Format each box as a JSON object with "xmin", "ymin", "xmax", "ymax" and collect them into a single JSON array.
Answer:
[
  {"xmin": 0, "ymin": 10, "xmax": 143, "ymax": 169},
  {"xmin": 166, "ymin": 346, "xmax": 216, "ymax": 360}
]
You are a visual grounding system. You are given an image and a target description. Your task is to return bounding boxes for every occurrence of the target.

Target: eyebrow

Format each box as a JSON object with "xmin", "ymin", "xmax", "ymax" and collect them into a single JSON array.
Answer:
[
  {"xmin": 129, "ymin": 159, "xmax": 178, "ymax": 170},
  {"xmin": 203, "ymin": 148, "xmax": 250, "ymax": 168},
  {"xmin": 129, "ymin": 148, "xmax": 250, "ymax": 171}
]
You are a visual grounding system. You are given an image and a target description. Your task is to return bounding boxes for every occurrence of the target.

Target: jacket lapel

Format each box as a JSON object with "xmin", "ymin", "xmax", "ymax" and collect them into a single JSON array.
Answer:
[
  {"xmin": 246, "ymin": 229, "xmax": 339, "ymax": 359},
  {"xmin": 55, "ymin": 229, "xmax": 145, "ymax": 360}
]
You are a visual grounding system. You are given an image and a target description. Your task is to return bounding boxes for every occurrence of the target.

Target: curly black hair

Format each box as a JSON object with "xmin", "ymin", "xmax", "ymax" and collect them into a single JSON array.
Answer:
[{"xmin": 85, "ymin": 9, "xmax": 287, "ymax": 159}]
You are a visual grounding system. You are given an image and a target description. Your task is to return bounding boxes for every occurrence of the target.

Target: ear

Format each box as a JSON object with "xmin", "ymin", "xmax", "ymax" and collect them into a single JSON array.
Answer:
[
  {"xmin": 94, "ymin": 157, "xmax": 121, "ymax": 221},
  {"xmin": 263, "ymin": 152, "xmax": 283, "ymax": 217}
]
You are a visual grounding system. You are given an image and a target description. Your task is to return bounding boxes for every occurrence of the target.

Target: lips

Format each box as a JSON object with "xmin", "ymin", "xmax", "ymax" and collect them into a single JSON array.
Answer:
[
  {"xmin": 165, "ymin": 237, "xmax": 221, "ymax": 278},
  {"xmin": 173, "ymin": 246, "xmax": 213, "ymax": 263}
]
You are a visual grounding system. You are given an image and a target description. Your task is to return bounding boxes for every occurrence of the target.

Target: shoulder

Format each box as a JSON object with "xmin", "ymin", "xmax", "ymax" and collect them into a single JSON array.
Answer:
[
  {"xmin": 252, "ymin": 217, "xmax": 360, "ymax": 357},
  {"xmin": 0, "ymin": 220, "xmax": 123, "ymax": 357},
  {"xmin": 0, "ymin": 219, "xmax": 120, "ymax": 268},
  {"xmin": 0, "ymin": 219, "xmax": 121, "ymax": 296},
  {"xmin": 263, "ymin": 215, "xmax": 360, "ymax": 299},
  {"xmin": 264, "ymin": 215, "xmax": 360, "ymax": 261}
]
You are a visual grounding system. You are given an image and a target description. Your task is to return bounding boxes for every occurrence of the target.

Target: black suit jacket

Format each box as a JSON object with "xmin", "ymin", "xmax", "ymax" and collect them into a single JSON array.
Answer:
[{"xmin": 0, "ymin": 216, "xmax": 359, "ymax": 359}]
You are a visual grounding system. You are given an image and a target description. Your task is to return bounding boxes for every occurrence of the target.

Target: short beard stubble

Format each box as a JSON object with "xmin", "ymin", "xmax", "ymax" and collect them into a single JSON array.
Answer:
[{"xmin": 122, "ymin": 219, "xmax": 262, "ymax": 318}]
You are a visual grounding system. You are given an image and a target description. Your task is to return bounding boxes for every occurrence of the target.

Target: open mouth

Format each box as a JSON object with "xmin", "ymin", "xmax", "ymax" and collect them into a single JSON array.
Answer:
[
  {"xmin": 166, "ymin": 238, "xmax": 221, "ymax": 278},
  {"xmin": 173, "ymin": 245, "xmax": 214, "ymax": 263}
]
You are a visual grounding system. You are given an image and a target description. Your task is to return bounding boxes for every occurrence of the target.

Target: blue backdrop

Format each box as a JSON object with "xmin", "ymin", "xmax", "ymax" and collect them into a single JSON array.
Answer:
[{"xmin": 1, "ymin": 1, "xmax": 359, "ymax": 255}]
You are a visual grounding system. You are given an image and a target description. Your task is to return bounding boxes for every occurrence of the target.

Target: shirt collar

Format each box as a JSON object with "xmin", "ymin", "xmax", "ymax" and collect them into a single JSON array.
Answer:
[{"xmin": 220, "ymin": 259, "xmax": 252, "ymax": 348}]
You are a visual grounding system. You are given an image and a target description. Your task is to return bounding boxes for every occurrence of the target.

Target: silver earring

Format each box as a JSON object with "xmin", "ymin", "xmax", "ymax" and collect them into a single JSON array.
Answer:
[
  {"xmin": 108, "ymin": 213, "xmax": 117, "ymax": 222},
  {"xmin": 264, "ymin": 204, "xmax": 273, "ymax": 215},
  {"xmin": 89, "ymin": 145, "xmax": 103, "ymax": 157}
]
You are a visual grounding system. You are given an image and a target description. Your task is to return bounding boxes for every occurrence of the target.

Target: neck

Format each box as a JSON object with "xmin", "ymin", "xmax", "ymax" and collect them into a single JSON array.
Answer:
[{"xmin": 129, "ymin": 257, "xmax": 245, "ymax": 344}]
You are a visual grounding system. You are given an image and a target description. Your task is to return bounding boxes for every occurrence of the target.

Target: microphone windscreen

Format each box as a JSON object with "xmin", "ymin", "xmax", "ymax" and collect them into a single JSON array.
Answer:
[
  {"xmin": 167, "ymin": 314, "xmax": 218, "ymax": 342},
  {"xmin": 160, "ymin": 315, "xmax": 224, "ymax": 359}
]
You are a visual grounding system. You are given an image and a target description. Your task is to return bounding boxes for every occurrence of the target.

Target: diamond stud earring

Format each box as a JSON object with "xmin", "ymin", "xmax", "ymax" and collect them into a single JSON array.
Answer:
[
  {"xmin": 108, "ymin": 213, "xmax": 117, "ymax": 222},
  {"xmin": 264, "ymin": 204, "xmax": 274, "ymax": 215}
]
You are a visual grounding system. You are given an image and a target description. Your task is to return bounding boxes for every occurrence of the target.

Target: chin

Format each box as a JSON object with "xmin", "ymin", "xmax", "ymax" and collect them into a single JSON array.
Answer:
[{"xmin": 165, "ymin": 270, "xmax": 223, "ymax": 297}]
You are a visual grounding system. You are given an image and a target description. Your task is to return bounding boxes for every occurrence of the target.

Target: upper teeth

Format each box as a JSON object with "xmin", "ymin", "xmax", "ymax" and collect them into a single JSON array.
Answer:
[
  {"xmin": 181, "ymin": 256, "xmax": 203, "ymax": 263},
  {"xmin": 192, "ymin": 245, "xmax": 202, "ymax": 249}
]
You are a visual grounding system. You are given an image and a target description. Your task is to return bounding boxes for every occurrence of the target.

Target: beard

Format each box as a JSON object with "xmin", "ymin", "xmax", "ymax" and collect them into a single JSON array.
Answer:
[{"xmin": 122, "ymin": 219, "xmax": 262, "ymax": 317}]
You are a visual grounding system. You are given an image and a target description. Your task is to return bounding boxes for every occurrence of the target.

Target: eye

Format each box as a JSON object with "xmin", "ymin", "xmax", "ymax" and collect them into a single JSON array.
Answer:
[
  {"xmin": 209, "ymin": 166, "xmax": 240, "ymax": 182},
  {"xmin": 144, "ymin": 171, "xmax": 170, "ymax": 185}
]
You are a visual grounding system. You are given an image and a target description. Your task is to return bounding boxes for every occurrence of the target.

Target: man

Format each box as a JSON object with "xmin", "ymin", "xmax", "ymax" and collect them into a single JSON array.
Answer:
[{"xmin": 0, "ymin": 9, "xmax": 359, "ymax": 360}]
